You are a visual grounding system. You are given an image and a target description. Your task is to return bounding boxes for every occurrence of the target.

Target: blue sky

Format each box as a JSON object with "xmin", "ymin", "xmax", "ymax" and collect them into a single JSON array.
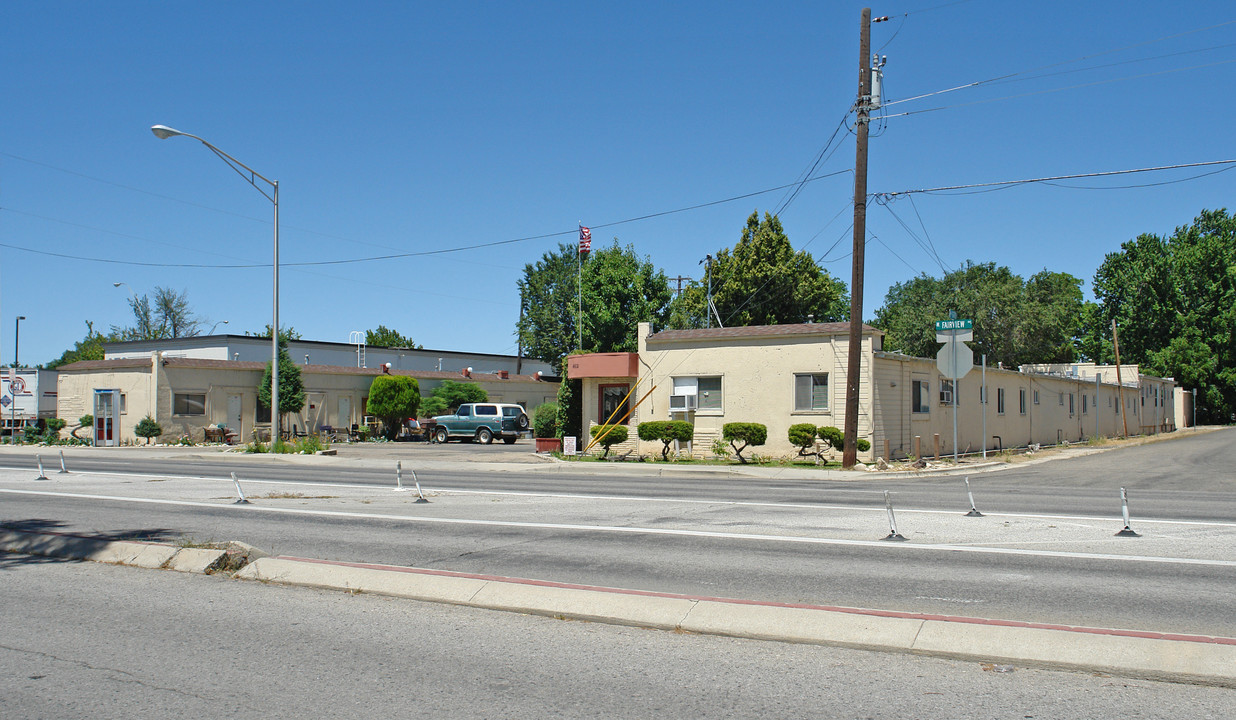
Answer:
[{"xmin": 2, "ymin": 1, "xmax": 1234, "ymax": 367}]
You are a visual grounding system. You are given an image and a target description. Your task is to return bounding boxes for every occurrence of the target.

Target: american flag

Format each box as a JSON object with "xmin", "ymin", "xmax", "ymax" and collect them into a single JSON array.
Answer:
[{"xmin": 578, "ymin": 225, "xmax": 591, "ymax": 253}]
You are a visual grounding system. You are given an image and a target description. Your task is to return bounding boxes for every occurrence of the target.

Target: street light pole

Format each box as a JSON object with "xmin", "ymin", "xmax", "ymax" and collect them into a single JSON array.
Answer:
[
  {"xmin": 207, "ymin": 320, "xmax": 230, "ymax": 335},
  {"xmin": 151, "ymin": 125, "xmax": 281, "ymax": 441}
]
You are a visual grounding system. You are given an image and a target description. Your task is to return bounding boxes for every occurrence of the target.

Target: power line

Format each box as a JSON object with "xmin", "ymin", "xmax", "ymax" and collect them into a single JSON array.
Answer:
[
  {"xmin": 884, "ymin": 18, "xmax": 1236, "ymax": 108},
  {"xmin": 0, "ymin": 169, "xmax": 855, "ymax": 270},
  {"xmin": 882, "ymin": 58, "xmax": 1236, "ymax": 120},
  {"xmin": 877, "ymin": 159, "xmax": 1236, "ymax": 198}
]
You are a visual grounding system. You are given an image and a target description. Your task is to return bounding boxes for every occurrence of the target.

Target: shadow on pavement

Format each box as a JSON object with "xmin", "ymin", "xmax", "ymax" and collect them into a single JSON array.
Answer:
[{"xmin": 0, "ymin": 518, "xmax": 182, "ymax": 570}]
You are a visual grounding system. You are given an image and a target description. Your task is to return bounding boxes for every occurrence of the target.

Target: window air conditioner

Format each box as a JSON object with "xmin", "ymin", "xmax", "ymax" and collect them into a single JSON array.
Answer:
[{"xmin": 669, "ymin": 394, "xmax": 697, "ymax": 412}]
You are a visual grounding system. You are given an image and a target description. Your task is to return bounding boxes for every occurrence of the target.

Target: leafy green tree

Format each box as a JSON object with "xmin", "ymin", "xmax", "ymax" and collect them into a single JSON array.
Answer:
[
  {"xmin": 668, "ymin": 211, "xmax": 848, "ymax": 329},
  {"xmin": 873, "ymin": 261, "xmax": 1087, "ymax": 368},
  {"xmin": 788, "ymin": 423, "xmax": 818, "ymax": 457},
  {"xmin": 46, "ymin": 321, "xmax": 113, "ymax": 369},
  {"xmin": 134, "ymin": 415, "xmax": 162, "ymax": 444},
  {"xmin": 258, "ymin": 348, "xmax": 307, "ymax": 423},
  {"xmin": 517, "ymin": 241, "xmax": 672, "ymax": 370},
  {"xmin": 366, "ymin": 375, "xmax": 421, "ymax": 440},
  {"xmin": 424, "ymin": 380, "xmax": 487, "ymax": 416},
  {"xmin": 366, "ymin": 325, "xmax": 421, "ymax": 349},
  {"xmin": 1091, "ymin": 209, "xmax": 1236, "ymax": 423},
  {"xmin": 247, "ymin": 325, "xmax": 303, "ymax": 343}
]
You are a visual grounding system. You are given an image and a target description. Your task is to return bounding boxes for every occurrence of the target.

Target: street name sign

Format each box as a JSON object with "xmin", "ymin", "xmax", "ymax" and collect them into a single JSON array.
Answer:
[{"xmin": 935, "ymin": 319, "xmax": 972, "ymax": 331}]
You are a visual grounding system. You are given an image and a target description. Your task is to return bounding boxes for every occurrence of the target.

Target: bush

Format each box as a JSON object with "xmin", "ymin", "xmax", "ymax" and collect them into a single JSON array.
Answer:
[
  {"xmin": 78, "ymin": 414, "xmax": 93, "ymax": 428},
  {"xmin": 533, "ymin": 402, "xmax": 560, "ymax": 438},
  {"xmin": 589, "ymin": 424, "xmax": 629, "ymax": 458},
  {"xmin": 857, "ymin": 438, "xmax": 872, "ymax": 453},
  {"xmin": 45, "ymin": 418, "xmax": 67, "ymax": 437},
  {"xmin": 638, "ymin": 420, "xmax": 695, "ymax": 460},
  {"xmin": 817, "ymin": 426, "xmax": 844, "ymax": 452},
  {"xmin": 788, "ymin": 423, "xmax": 818, "ymax": 456},
  {"xmin": 367, "ymin": 375, "xmax": 421, "ymax": 440},
  {"xmin": 722, "ymin": 422, "xmax": 767, "ymax": 464},
  {"xmin": 134, "ymin": 415, "xmax": 162, "ymax": 444}
]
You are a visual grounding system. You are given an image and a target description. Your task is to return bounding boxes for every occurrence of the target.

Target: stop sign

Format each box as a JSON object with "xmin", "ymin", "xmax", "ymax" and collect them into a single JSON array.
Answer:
[{"xmin": 936, "ymin": 341, "xmax": 973, "ymax": 379}]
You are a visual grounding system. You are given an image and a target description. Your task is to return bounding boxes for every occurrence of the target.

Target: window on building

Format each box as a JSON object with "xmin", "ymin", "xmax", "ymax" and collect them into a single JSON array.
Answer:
[
  {"xmin": 1019, "ymin": 388, "xmax": 1027, "ymax": 415},
  {"xmin": 793, "ymin": 373, "xmax": 829, "ymax": 412},
  {"xmin": 1069, "ymin": 393, "xmax": 1075, "ymax": 416},
  {"xmin": 174, "ymin": 393, "xmax": 206, "ymax": 416},
  {"xmin": 599, "ymin": 384, "xmax": 631, "ymax": 424},
  {"xmin": 912, "ymin": 380, "xmax": 930, "ymax": 413},
  {"xmin": 120, "ymin": 394, "xmax": 127, "ymax": 414},
  {"xmin": 697, "ymin": 376, "xmax": 723, "ymax": 411},
  {"xmin": 1082, "ymin": 394, "xmax": 1088, "ymax": 414},
  {"xmin": 997, "ymin": 387, "xmax": 1006, "ymax": 415},
  {"xmin": 939, "ymin": 379, "xmax": 957, "ymax": 405},
  {"xmin": 1034, "ymin": 390, "xmax": 1040, "ymax": 405},
  {"xmin": 256, "ymin": 403, "xmax": 271, "ymax": 424},
  {"xmin": 1059, "ymin": 392, "xmax": 1064, "ymax": 406}
]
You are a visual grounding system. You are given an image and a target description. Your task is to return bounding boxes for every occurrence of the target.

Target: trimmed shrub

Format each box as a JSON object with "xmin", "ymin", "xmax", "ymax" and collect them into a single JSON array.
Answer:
[
  {"xmin": 134, "ymin": 415, "xmax": 162, "ymax": 444},
  {"xmin": 589, "ymin": 424, "xmax": 629, "ymax": 458},
  {"xmin": 722, "ymin": 422, "xmax": 767, "ymax": 464},
  {"xmin": 533, "ymin": 402, "xmax": 560, "ymax": 439},
  {"xmin": 817, "ymin": 426, "xmax": 844, "ymax": 452},
  {"xmin": 857, "ymin": 438, "xmax": 872, "ymax": 453},
  {"xmin": 638, "ymin": 420, "xmax": 695, "ymax": 460},
  {"xmin": 788, "ymin": 423, "xmax": 818, "ymax": 456},
  {"xmin": 366, "ymin": 375, "xmax": 421, "ymax": 440}
]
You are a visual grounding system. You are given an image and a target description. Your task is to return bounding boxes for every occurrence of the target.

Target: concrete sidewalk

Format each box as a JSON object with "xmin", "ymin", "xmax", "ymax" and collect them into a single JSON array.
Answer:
[{"xmin": 3, "ymin": 527, "xmax": 1234, "ymax": 688}]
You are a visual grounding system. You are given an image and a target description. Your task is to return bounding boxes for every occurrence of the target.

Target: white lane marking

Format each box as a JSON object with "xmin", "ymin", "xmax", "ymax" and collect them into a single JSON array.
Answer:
[
  {"xmin": 3, "ymin": 487, "xmax": 1235, "ymax": 569},
  {"xmin": 4, "ymin": 468, "xmax": 1234, "ymax": 529}
]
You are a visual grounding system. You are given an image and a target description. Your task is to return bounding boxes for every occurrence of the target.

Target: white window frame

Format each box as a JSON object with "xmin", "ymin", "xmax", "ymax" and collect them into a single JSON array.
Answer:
[{"xmin": 793, "ymin": 373, "xmax": 829, "ymax": 412}]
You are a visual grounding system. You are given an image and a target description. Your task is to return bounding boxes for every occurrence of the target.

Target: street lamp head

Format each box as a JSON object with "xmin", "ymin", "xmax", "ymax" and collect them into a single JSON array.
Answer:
[
  {"xmin": 151, "ymin": 124, "xmax": 184, "ymax": 140},
  {"xmin": 16, "ymin": 316, "xmax": 25, "ymax": 321},
  {"xmin": 113, "ymin": 282, "xmax": 123, "ymax": 288}
]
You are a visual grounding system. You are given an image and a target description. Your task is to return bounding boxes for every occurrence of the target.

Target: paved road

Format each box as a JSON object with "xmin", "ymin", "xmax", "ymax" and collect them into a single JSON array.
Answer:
[
  {"xmin": 2, "ymin": 428, "xmax": 1233, "ymax": 639},
  {"xmin": 3, "ymin": 557, "xmax": 1232, "ymax": 719}
]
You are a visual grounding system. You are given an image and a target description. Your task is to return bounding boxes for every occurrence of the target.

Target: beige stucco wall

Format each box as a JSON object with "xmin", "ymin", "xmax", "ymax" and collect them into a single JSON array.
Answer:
[
  {"xmin": 58, "ymin": 357, "xmax": 559, "ymax": 444},
  {"xmin": 576, "ymin": 325, "xmax": 1177, "ymax": 463}
]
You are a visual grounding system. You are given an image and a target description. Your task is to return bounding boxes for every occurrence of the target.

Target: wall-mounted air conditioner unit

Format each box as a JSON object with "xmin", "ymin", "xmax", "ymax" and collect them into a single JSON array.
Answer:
[{"xmin": 669, "ymin": 394, "xmax": 697, "ymax": 412}]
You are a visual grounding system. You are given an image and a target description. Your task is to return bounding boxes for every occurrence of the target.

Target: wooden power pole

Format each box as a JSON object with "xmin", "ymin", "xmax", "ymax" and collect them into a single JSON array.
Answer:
[
  {"xmin": 1112, "ymin": 319, "xmax": 1129, "ymax": 438},
  {"xmin": 842, "ymin": 8, "xmax": 873, "ymax": 469}
]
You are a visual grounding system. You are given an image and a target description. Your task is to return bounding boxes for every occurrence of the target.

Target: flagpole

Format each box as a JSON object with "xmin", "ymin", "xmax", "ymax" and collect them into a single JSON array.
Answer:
[{"xmin": 578, "ymin": 223, "xmax": 583, "ymax": 350}]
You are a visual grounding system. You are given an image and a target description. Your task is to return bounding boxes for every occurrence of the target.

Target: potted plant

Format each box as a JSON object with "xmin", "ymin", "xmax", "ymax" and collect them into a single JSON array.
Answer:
[{"xmin": 533, "ymin": 402, "xmax": 562, "ymax": 453}]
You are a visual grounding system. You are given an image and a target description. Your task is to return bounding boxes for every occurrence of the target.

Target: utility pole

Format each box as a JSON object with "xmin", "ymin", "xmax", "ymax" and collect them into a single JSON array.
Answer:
[
  {"xmin": 1112, "ymin": 319, "xmax": 1129, "ymax": 438},
  {"xmin": 842, "ymin": 8, "xmax": 875, "ymax": 469},
  {"xmin": 669, "ymin": 275, "xmax": 692, "ymax": 295}
]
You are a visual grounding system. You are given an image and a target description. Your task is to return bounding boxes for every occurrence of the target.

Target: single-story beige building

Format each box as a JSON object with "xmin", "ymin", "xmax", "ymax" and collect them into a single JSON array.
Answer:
[
  {"xmin": 56, "ymin": 353, "xmax": 558, "ymax": 445},
  {"xmin": 568, "ymin": 322, "xmax": 1177, "ymax": 461}
]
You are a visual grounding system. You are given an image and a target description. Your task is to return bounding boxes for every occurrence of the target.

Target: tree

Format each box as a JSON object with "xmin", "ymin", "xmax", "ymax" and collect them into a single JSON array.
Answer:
[
  {"xmin": 366, "ymin": 375, "xmax": 421, "ymax": 440},
  {"xmin": 638, "ymin": 420, "xmax": 694, "ymax": 461},
  {"xmin": 366, "ymin": 325, "xmax": 421, "ymax": 349},
  {"xmin": 668, "ymin": 211, "xmax": 848, "ymax": 329},
  {"xmin": 422, "ymin": 380, "xmax": 487, "ymax": 417},
  {"xmin": 247, "ymin": 325, "xmax": 302, "ymax": 343},
  {"xmin": 588, "ymin": 424, "xmax": 628, "ymax": 459},
  {"xmin": 873, "ymin": 261, "xmax": 1087, "ymax": 368},
  {"xmin": 46, "ymin": 321, "xmax": 113, "ymax": 369},
  {"xmin": 134, "ymin": 415, "xmax": 162, "ymax": 444},
  {"xmin": 1091, "ymin": 209, "xmax": 1236, "ymax": 424},
  {"xmin": 258, "ymin": 348, "xmax": 306, "ymax": 424},
  {"xmin": 112, "ymin": 287, "xmax": 202, "ymax": 340},
  {"xmin": 517, "ymin": 241, "xmax": 673, "ymax": 370},
  {"xmin": 722, "ymin": 422, "xmax": 766, "ymax": 464}
]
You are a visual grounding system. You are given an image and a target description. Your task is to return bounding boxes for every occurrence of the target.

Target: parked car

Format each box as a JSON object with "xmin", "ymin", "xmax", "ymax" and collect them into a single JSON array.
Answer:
[{"xmin": 431, "ymin": 403, "xmax": 530, "ymax": 444}]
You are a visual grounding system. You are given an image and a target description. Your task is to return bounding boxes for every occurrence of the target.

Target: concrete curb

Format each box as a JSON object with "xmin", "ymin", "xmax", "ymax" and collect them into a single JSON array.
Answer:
[
  {"xmin": 237, "ymin": 555, "xmax": 1236, "ymax": 688},
  {"xmin": 6, "ymin": 530, "xmax": 1236, "ymax": 686}
]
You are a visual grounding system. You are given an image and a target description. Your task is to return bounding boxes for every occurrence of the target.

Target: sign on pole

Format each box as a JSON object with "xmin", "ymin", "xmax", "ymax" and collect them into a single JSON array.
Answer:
[
  {"xmin": 935, "ymin": 319, "xmax": 972, "ymax": 331},
  {"xmin": 936, "ymin": 341, "xmax": 973, "ymax": 379}
]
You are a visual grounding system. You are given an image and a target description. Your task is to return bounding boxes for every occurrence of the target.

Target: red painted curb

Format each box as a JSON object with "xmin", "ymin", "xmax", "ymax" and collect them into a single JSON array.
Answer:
[{"xmin": 274, "ymin": 555, "xmax": 1236, "ymax": 647}]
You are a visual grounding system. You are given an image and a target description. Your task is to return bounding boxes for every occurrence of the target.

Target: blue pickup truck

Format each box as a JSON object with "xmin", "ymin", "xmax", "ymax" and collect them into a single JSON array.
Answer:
[{"xmin": 430, "ymin": 403, "xmax": 530, "ymax": 444}]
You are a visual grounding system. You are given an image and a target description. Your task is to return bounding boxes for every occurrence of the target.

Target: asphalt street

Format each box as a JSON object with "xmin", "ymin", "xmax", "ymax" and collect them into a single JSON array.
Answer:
[
  {"xmin": 3, "ymin": 557, "xmax": 1233, "ymax": 719},
  {"xmin": 1, "ymin": 428, "xmax": 1233, "ymax": 639}
]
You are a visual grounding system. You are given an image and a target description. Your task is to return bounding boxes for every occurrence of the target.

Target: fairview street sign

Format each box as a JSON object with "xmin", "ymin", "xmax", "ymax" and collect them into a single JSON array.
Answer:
[{"xmin": 935, "ymin": 319, "xmax": 972, "ymax": 331}]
